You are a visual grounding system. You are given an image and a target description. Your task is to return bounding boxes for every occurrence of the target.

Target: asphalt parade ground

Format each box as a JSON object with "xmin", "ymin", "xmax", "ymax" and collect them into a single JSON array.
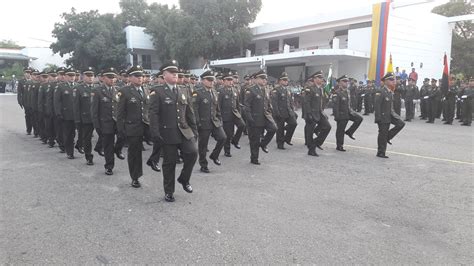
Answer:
[{"xmin": 1, "ymin": 94, "xmax": 473, "ymax": 263}]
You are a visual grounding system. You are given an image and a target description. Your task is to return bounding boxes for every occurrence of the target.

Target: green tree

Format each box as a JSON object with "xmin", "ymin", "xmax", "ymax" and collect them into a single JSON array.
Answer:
[
  {"xmin": 1, "ymin": 62, "xmax": 24, "ymax": 79},
  {"xmin": 432, "ymin": 0, "xmax": 474, "ymax": 78},
  {"xmin": 50, "ymin": 8, "xmax": 128, "ymax": 71},
  {"xmin": 118, "ymin": 0, "xmax": 150, "ymax": 27},
  {"xmin": 0, "ymin": 40, "xmax": 24, "ymax": 49},
  {"xmin": 145, "ymin": 0, "xmax": 262, "ymax": 68}
]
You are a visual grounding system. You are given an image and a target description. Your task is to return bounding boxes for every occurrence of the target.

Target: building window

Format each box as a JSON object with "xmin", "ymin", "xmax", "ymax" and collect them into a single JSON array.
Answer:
[
  {"xmin": 141, "ymin": 54, "xmax": 151, "ymax": 69},
  {"xmin": 132, "ymin": 54, "xmax": 138, "ymax": 65},
  {"xmin": 283, "ymin": 37, "xmax": 299, "ymax": 49},
  {"xmin": 269, "ymin": 40, "xmax": 279, "ymax": 54}
]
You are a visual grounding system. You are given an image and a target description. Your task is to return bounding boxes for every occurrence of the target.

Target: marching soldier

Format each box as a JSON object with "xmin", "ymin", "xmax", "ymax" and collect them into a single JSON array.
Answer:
[
  {"xmin": 332, "ymin": 75, "xmax": 363, "ymax": 151},
  {"xmin": 270, "ymin": 72, "xmax": 297, "ymax": 150},
  {"xmin": 44, "ymin": 69, "xmax": 57, "ymax": 148},
  {"xmin": 73, "ymin": 67, "xmax": 96, "ymax": 165},
  {"xmin": 374, "ymin": 72, "xmax": 405, "ymax": 158},
  {"xmin": 91, "ymin": 68, "xmax": 120, "ymax": 175},
  {"xmin": 29, "ymin": 69, "xmax": 40, "ymax": 138},
  {"xmin": 460, "ymin": 77, "xmax": 474, "ymax": 126},
  {"xmin": 303, "ymin": 71, "xmax": 332, "ymax": 156},
  {"xmin": 145, "ymin": 73, "xmax": 162, "ymax": 173},
  {"xmin": 37, "ymin": 71, "xmax": 49, "ymax": 144},
  {"xmin": 426, "ymin": 78, "xmax": 441, "ymax": 123},
  {"xmin": 403, "ymin": 77, "xmax": 419, "ymax": 121},
  {"xmin": 218, "ymin": 71, "xmax": 245, "ymax": 157},
  {"xmin": 193, "ymin": 70, "xmax": 226, "ymax": 173},
  {"xmin": 53, "ymin": 67, "xmax": 66, "ymax": 153},
  {"xmin": 149, "ymin": 60, "xmax": 198, "ymax": 202},
  {"xmin": 442, "ymin": 75, "xmax": 457, "ymax": 125},
  {"xmin": 17, "ymin": 67, "xmax": 33, "ymax": 134},
  {"xmin": 419, "ymin": 78, "xmax": 431, "ymax": 120},
  {"xmin": 393, "ymin": 77, "xmax": 404, "ymax": 116},
  {"xmin": 243, "ymin": 70, "xmax": 277, "ymax": 165},
  {"xmin": 117, "ymin": 65, "xmax": 147, "ymax": 188},
  {"xmin": 55, "ymin": 68, "xmax": 77, "ymax": 159}
]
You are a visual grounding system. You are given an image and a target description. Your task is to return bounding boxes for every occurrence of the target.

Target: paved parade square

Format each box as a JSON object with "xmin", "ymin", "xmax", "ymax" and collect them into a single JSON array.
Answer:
[{"xmin": 1, "ymin": 94, "xmax": 472, "ymax": 264}]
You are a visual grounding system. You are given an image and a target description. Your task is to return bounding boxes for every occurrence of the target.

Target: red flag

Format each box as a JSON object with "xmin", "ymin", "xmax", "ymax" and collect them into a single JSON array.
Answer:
[{"xmin": 441, "ymin": 53, "xmax": 449, "ymax": 94}]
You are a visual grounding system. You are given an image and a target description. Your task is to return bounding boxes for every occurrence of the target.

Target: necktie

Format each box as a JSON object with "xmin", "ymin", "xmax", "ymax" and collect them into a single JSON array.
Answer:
[{"xmin": 138, "ymin": 87, "xmax": 143, "ymax": 98}]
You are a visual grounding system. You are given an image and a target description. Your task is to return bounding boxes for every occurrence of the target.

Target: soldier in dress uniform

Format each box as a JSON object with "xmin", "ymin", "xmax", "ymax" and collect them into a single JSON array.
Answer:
[
  {"xmin": 243, "ymin": 70, "xmax": 277, "ymax": 165},
  {"xmin": 270, "ymin": 72, "xmax": 297, "ymax": 150},
  {"xmin": 91, "ymin": 68, "xmax": 121, "ymax": 175},
  {"xmin": 460, "ymin": 77, "xmax": 474, "ymax": 126},
  {"xmin": 374, "ymin": 72, "xmax": 405, "ymax": 158},
  {"xmin": 426, "ymin": 78, "xmax": 441, "ymax": 123},
  {"xmin": 393, "ymin": 76, "xmax": 404, "ymax": 116},
  {"xmin": 303, "ymin": 70, "xmax": 332, "ymax": 157},
  {"xmin": 37, "ymin": 70, "xmax": 50, "ymax": 144},
  {"xmin": 402, "ymin": 77, "xmax": 419, "ymax": 122},
  {"xmin": 54, "ymin": 68, "xmax": 78, "ymax": 159},
  {"xmin": 193, "ymin": 70, "xmax": 226, "ymax": 173},
  {"xmin": 145, "ymin": 71, "xmax": 163, "ymax": 173},
  {"xmin": 419, "ymin": 78, "xmax": 431, "ymax": 120},
  {"xmin": 17, "ymin": 67, "xmax": 33, "ymax": 134},
  {"xmin": 73, "ymin": 67, "xmax": 96, "ymax": 165},
  {"xmin": 442, "ymin": 75, "xmax": 457, "ymax": 125},
  {"xmin": 218, "ymin": 71, "xmax": 245, "ymax": 157},
  {"xmin": 116, "ymin": 65, "xmax": 147, "ymax": 188},
  {"xmin": 332, "ymin": 75, "xmax": 363, "ymax": 151},
  {"xmin": 44, "ymin": 69, "xmax": 58, "ymax": 148},
  {"xmin": 149, "ymin": 60, "xmax": 198, "ymax": 202},
  {"xmin": 29, "ymin": 69, "xmax": 41, "ymax": 138},
  {"xmin": 53, "ymin": 67, "xmax": 66, "ymax": 152}
]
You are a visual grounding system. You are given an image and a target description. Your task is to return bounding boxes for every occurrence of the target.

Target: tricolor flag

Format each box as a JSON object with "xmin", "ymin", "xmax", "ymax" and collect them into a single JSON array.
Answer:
[
  {"xmin": 324, "ymin": 65, "xmax": 333, "ymax": 96},
  {"xmin": 441, "ymin": 53, "xmax": 449, "ymax": 94}
]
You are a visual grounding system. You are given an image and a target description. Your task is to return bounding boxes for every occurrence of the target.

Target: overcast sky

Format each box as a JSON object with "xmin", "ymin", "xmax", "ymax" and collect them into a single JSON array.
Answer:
[{"xmin": 0, "ymin": 0, "xmax": 447, "ymax": 47}]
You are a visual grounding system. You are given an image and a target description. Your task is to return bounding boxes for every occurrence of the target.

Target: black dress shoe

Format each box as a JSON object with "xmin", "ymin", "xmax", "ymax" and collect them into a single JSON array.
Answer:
[
  {"xmin": 277, "ymin": 144, "xmax": 285, "ymax": 150},
  {"xmin": 231, "ymin": 141, "xmax": 241, "ymax": 149},
  {"xmin": 316, "ymin": 144, "xmax": 324, "ymax": 150},
  {"xmin": 336, "ymin": 146, "xmax": 346, "ymax": 152},
  {"xmin": 308, "ymin": 150, "xmax": 319, "ymax": 156},
  {"xmin": 461, "ymin": 123, "xmax": 471, "ymax": 126},
  {"xmin": 376, "ymin": 153, "xmax": 389, "ymax": 158},
  {"xmin": 48, "ymin": 144, "xmax": 55, "ymax": 148},
  {"xmin": 177, "ymin": 179, "xmax": 193, "ymax": 193},
  {"xmin": 250, "ymin": 160, "xmax": 261, "ymax": 165},
  {"xmin": 426, "ymin": 120, "xmax": 434, "ymax": 123},
  {"xmin": 59, "ymin": 149, "xmax": 66, "ymax": 153},
  {"xmin": 387, "ymin": 140, "xmax": 392, "ymax": 145},
  {"xmin": 105, "ymin": 169, "xmax": 113, "ymax": 175},
  {"xmin": 147, "ymin": 161, "xmax": 161, "ymax": 172},
  {"xmin": 95, "ymin": 149, "xmax": 104, "ymax": 156},
  {"xmin": 67, "ymin": 155, "xmax": 75, "ymax": 159},
  {"xmin": 164, "ymin": 193, "xmax": 175, "ymax": 202},
  {"xmin": 27, "ymin": 132, "xmax": 31, "ymax": 135},
  {"xmin": 345, "ymin": 132, "xmax": 355, "ymax": 140},
  {"xmin": 224, "ymin": 152, "xmax": 232, "ymax": 157},
  {"xmin": 86, "ymin": 159, "xmax": 94, "ymax": 165},
  {"xmin": 75, "ymin": 146, "xmax": 84, "ymax": 154},
  {"xmin": 285, "ymin": 140, "xmax": 293, "ymax": 146},
  {"xmin": 260, "ymin": 145, "xmax": 269, "ymax": 153},
  {"xmin": 443, "ymin": 121, "xmax": 452, "ymax": 125},
  {"xmin": 200, "ymin": 166, "xmax": 210, "ymax": 173},
  {"xmin": 131, "ymin": 180, "xmax": 141, "ymax": 188},
  {"xmin": 115, "ymin": 151, "xmax": 125, "ymax": 160},
  {"xmin": 210, "ymin": 156, "xmax": 221, "ymax": 165}
]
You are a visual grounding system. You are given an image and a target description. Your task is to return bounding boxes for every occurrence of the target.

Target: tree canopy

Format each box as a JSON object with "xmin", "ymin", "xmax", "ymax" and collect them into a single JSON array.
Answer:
[
  {"xmin": 50, "ymin": 8, "xmax": 128, "ymax": 71},
  {"xmin": 0, "ymin": 40, "xmax": 24, "ymax": 49},
  {"xmin": 432, "ymin": 0, "xmax": 473, "ymax": 78}
]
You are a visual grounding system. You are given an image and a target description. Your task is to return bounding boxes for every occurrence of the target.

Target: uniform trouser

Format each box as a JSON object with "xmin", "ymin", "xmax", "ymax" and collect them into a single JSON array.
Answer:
[
  {"xmin": 356, "ymin": 96, "xmax": 363, "ymax": 112},
  {"xmin": 25, "ymin": 108, "xmax": 33, "ymax": 134},
  {"xmin": 436, "ymin": 99, "xmax": 443, "ymax": 118},
  {"xmin": 102, "ymin": 133, "xmax": 115, "ymax": 170},
  {"xmin": 37, "ymin": 112, "xmax": 46, "ymax": 141},
  {"xmin": 456, "ymin": 101, "xmax": 462, "ymax": 119},
  {"xmin": 350, "ymin": 97, "xmax": 357, "ymax": 110},
  {"xmin": 405, "ymin": 99, "xmax": 414, "ymax": 120},
  {"xmin": 62, "ymin": 120, "xmax": 76, "ymax": 156},
  {"xmin": 420, "ymin": 99, "xmax": 427, "ymax": 118},
  {"xmin": 305, "ymin": 115, "xmax": 331, "ymax": 151},
  {"xmin": 31, "ymin": 110, "xmax": 38, "ymax": 136},
  {"xmin": 75, "ymin": 125, "xmax": 83, "ymax": 149},
  {"xmin": 94, "ymin": 129, "xmax": 103, "ymax": 152},
  {"xmin": 443, "ymin": 97, "xmax": 455, "ymax": 123},
  {"xmin": 275, "ymin": 115, "xmax": 297, "ymax": 146},
  {"xmin": 81, "ymin": 123, "xmax": 94, "ymax": 161},
  {"xmin": 377, "ymin": 117, "xmax": 405, "ymax": 154},
  {"xmin": 143, "ymin": 123, "xmax": 151, "ymax": 143},
  {"xmin": 363, "ymin": 96, "xmax": 370, "ymax": 114},
  {"xmin": 114, "ymin": 131, "xmax": 125, "ymax": 154},
  {"xmin": 248, "ymin": 120, "xmax": 277, "ymax": 162},
  {"xmin": 54, "ymin": 117, "xmax": 64, "ymax": 149},
  {"xmin": 144, "ymin": 123, "xmax": 160, "ymax": 164},
  {"xmin": 162, "ymin": 138, "xmax": 198, "ymax": 194},
  {"xmin": 126, "ymin": 136, "xmax": 143, "ymax": 181},
  {"xmin": 393, "ymin": 100, "xmax": 401, "ymax": 116},
  {"xmin": 44, "ymin": 114, "xmax": 55, "ymax": 146},
  {"xmin": 428, "ymin": 100, "xmax": 438, "ymax": 122},
  {"xmin": 335, "ymin": 112, "xmax": 363, "ymax": 147},
  {"xmin": 223, "ymin": 116, "xmax": 245, "ymax": 153},
  {"xmin": 462, "ymin": 99, "xmax": 472, "ymax": 125},
  {"xmin": 198, "ymin": 126, "xmax": 226, "ymax": 168}
]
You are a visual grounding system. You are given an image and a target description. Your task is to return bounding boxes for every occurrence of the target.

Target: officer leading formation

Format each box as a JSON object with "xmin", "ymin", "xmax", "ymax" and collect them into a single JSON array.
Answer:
[{"xmin": 15, "ymin": 61, "xmax": 474, "ymax": 201}]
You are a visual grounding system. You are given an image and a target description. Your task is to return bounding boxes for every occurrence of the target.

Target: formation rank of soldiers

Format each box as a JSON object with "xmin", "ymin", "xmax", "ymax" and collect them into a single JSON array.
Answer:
[{"xmin": 16, "ymin": 61, "xmax": 474, "ymax": 202}]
